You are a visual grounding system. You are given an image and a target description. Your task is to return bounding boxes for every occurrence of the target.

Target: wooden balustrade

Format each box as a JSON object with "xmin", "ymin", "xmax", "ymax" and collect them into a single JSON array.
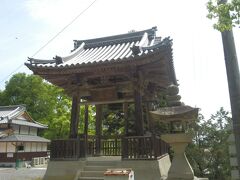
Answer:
[
  {"xmin": 50, "ymin": 138, "xmax": 85, "ymax": 160},
  {"xmin": 87, "ymin": 135, "xmax": 122, "ymax": 156},
  {"xmin": 101, "ymin": 136, "xmax": 121, "ymax": 156},
  {"xmin": 50, "ymin": 135, "xmax": 169, "ymax": 160},
  {"xmin": 122, "ymin": 135, "xmax": 169, "ymax": 160}
]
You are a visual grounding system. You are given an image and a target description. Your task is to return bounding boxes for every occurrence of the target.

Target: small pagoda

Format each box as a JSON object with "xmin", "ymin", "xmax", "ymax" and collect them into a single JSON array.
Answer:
[{"xmin": 25, "ymin": 27, "xmax": 178, "ymax": 180}]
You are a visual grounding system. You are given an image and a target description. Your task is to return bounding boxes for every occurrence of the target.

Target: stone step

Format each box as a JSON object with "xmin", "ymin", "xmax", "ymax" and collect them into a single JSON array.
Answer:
[
  {"xmin": 86, "ymin": 161, "xmax": 116, "ymax": 166},
  {"xmin": 81, "ymin": 171, "xmax": 104, "ymax": 177},
  {"xmin": 79, "ymin": 159, "xmax": 119, "ymax": 180},
  {"xmin": 78, "ymin": 177, "xmax": 104, "ymax": 180},
  {"xmin": 84, "ymin": 165, "xmax": 111, "ymax": 171}
]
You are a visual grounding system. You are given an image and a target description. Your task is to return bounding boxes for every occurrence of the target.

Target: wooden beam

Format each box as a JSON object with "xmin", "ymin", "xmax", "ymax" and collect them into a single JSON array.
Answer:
[
  {"xmin": 80, "ymin": 99, "xmax": 134, "ymax": 105},
  {"xmin": 69, "ymin": 94, "xmax": 80, "ymax": 138}
]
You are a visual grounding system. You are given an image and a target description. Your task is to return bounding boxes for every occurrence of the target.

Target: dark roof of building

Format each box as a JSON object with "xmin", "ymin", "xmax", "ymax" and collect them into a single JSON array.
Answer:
[
  {"xmin": 0, "ymin": 134, "xmax": 50, "ymax": 142},
  {"xmin": 25, "ymin": 27, "xmax": 175, "ymax": 73},
  {"xmin": 0, "ymin": 105, "xmax": 48, "ymax": 129}
]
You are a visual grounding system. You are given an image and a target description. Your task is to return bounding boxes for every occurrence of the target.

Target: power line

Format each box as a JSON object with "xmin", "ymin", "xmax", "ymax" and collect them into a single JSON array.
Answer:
[
  {"xmin": 0, "ymin": 64, "xmax": 24, "ymax": 85},
  {"xmin": 31, "ymin": 0, "xmax": 98, "ymax": 58},
  {"xmin": 0, "ymin": 0, "xmax": 98, "ymax": 85}
]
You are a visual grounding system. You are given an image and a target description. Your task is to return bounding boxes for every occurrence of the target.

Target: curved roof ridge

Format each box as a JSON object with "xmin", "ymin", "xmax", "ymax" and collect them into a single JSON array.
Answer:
[
  {"xmin": 0, "ymin": 105, "xmax": 26, "ymax": 120},
  {"xmin": 61, "ymin": 42, "xmax": 85, "ymax": 63},
  {"xmin": 73, "ymin": 27, "xmax": 157, "ymax": 49}
]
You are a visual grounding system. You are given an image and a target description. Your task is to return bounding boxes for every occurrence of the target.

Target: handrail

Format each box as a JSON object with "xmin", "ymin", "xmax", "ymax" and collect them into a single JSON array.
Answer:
[
  {"xmin": 50, "ymin": 135, "xmax": 169, "ymax": 160},
  {"xmin": 122, "ymin": 135, "xmax": 169, "ymax": 160}
]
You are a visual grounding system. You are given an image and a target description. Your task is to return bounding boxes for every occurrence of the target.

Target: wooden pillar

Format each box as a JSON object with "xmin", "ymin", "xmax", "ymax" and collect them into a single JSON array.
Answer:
[
  {"xmin": 145, "ymin": 102, "xmax": 153, "ymax": 132},
  {"xmin": 95, "ymin": 105, "xmax": 102, "ymax": 155},
  {"xmin": 84, "ymin": 105, "xmax": 89, "ymax": 155},
  {"xmin": 69, "ymin": 94, "xmax": 80, "ymax": 139},
  {"xmin": 134, "ymin": 90, "xmax": 144, "ymax": 136},
  {"xmin": 123, "ymin": 103, "xmax": 129, "ymax": 136}
]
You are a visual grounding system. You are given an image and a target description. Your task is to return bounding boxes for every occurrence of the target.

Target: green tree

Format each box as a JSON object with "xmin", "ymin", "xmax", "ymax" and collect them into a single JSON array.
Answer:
[
  {"xmin": 0, "ymin": 73, "xmax": 72, "ymax": 139},
  {"xmin": 207, "ymin": 0, "xmax": 240, "ymax": 31},
  {"xmin": 0, "ymin": 73, "xmax": 98, "ymax": 139},
  {"xmin": 79, "ymin": 105, "xmax": 96, "ymax": 135},
  {"xmin": 186, "ymin": 108, "xmax": 231, "ymax": 179},
  {"xmin": 102, "ymin": 104, "xmax": 125, "ymax": 136}
]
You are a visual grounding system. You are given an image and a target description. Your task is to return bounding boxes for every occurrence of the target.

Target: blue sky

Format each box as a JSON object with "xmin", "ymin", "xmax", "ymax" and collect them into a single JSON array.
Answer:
[{"xmin": 0, "ymin": 0, "xmax": 239, "ymax": 118}]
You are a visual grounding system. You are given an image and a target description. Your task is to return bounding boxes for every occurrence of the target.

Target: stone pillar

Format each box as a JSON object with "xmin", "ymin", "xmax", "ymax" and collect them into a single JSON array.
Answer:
[
  {"xmin": 161, "ymin": 133, "xmax": 194, "ymax": 180},
  {"xmin": 229, "ymin": 133, "xmax": 240, "ymax": 180}
]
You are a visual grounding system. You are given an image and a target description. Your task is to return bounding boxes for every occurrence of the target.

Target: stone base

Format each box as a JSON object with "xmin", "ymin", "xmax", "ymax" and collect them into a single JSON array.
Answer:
[
  {"xmin": 43, "ymin": 155, "xmax": 171, "ymax": 180},
  {"xmin": 160, "ymin": 176, "xmax": 208, "ymax": 180},
  {"xmin": 161, "ymin": 134, "xmax": 194, "ymax": 180}
]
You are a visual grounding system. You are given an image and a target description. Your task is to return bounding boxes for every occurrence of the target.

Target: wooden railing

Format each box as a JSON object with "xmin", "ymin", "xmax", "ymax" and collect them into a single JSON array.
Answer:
[
  {"xmin": 101, "ymin": 136, "xmax": 121, "ymax": 156},
  {"xmin": 87, "ymin": 135, "xmax": 122, "ymax": 156},
  {"xmin": 50, "ymin": 135, "xmax": 169, "ymax": 160},
  {"xmin": 154, "ymin": 136, "xmax": 169, "ymax": 158},
  {"xmin": 50, "ymin": 138, "xmax": 85, "ymax": 160},
  {"xmin": 122, "ymin": 135, "xmax": 169, "ymax": 160}
]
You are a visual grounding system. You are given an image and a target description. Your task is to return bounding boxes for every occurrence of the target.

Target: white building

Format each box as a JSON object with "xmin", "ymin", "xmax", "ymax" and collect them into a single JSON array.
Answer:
[{"xmin": 0, "ymin": 105, "xmax": 50, "ymax": 167}]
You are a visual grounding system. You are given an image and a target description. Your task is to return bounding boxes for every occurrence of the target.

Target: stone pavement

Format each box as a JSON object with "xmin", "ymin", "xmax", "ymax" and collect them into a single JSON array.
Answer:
[{"xmin": 0, "ymin": 167, "xmax": 46, "ymax": 180}]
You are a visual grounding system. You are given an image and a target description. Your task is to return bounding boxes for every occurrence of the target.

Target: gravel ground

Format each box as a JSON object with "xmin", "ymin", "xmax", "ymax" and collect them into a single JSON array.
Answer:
[{"xmin": 0, "ymin": 167, "xmax": 46, "ymax": 180}]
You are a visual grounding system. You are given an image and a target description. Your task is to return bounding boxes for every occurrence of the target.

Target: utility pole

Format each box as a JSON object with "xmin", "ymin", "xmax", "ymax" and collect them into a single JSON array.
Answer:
[{"xmin": 219, "ymin": 0, "xmax": 240, "ymax": 176}]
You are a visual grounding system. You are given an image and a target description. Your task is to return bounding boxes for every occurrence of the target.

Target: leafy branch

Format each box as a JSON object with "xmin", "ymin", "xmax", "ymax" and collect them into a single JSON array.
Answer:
[{"xmin": 207, "ymin": 0, "xmax": 240, "ymax": 31}]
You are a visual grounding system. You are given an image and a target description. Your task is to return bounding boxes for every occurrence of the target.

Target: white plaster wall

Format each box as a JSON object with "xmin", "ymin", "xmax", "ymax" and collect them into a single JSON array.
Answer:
[
  {"xmin": 42, "ymin": 143, "xmax": 47, "ymax": 151},
  {"xmin": 12, "ymin": 124, "xmax": 19, "ymax": 134},
  {"xmin": 20, "ymin": 126, "xmax": 29, "ymax": 135},
  {"xmin": 37, "ymin": 143, "xmax": 42, "ymax": 151},
  {"xmin": 0, "ymin": 142, "xmax": 6, "ymax": 152},
  {"xmin": 32, "ymin": 142, "xmax": 37, "ymax": 152},
  {"xmin": 7, "ymin": 142, "xmax": 15, "ymax": 152},
  {"xmin": 25, "ymin": 142, "xmax": 31, "ymax": 152},
  {"xmin": 30, "ymin": 127, "xmax": 37, "ymax": 136}
]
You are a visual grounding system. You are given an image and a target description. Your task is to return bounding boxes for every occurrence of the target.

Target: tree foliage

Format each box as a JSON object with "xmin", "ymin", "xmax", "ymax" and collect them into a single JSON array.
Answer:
[
  {"xmin": 0, "ymin": 73, "xmax": 98, "ymax": 139},
  {"xmin": 207, "ymin": 0, "xmax": 240, "ymax": 31},
  {"xmin": 0, "ymin": 73, "xmax": 72, "ymax": 139},
  {"xmin": 186, "ymin": 108, "xmax": 231, "ymax": 179}
]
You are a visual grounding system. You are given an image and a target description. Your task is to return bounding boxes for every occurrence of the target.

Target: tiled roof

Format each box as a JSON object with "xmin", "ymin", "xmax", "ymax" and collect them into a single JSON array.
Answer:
[
  {"xmin": 25, "ymin": 27, "xmax": 173, "ymax": 69},
  {"xmin": 0, "ymin": 105, "xmax": 25, "ymax": 119},
  {"xmin": 0, "ymin": 105, "xmax": 47, "ymax": 129},
  {"xmin": 0, "ymin": 134, "xmax": 50, "ymax": 142},
  {"xmin": 12, "ymin": 120, "xmax": 48, "ymax": 129},
  {"xmin": 0, "ymin": 129, "xmax": 14, "ymax": 138}
]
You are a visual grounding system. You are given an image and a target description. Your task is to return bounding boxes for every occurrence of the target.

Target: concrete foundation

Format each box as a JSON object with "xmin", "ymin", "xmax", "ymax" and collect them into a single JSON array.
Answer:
[{"xmin": 43, "ymin": 155, "xmax": 171, "ymax": 180}]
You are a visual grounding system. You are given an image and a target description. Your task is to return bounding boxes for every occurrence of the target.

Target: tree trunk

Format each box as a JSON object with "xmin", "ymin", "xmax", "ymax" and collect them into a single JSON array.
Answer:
[{"xmin": 221, "ymin": 29, "xmax": 240, "ymax": 174}]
